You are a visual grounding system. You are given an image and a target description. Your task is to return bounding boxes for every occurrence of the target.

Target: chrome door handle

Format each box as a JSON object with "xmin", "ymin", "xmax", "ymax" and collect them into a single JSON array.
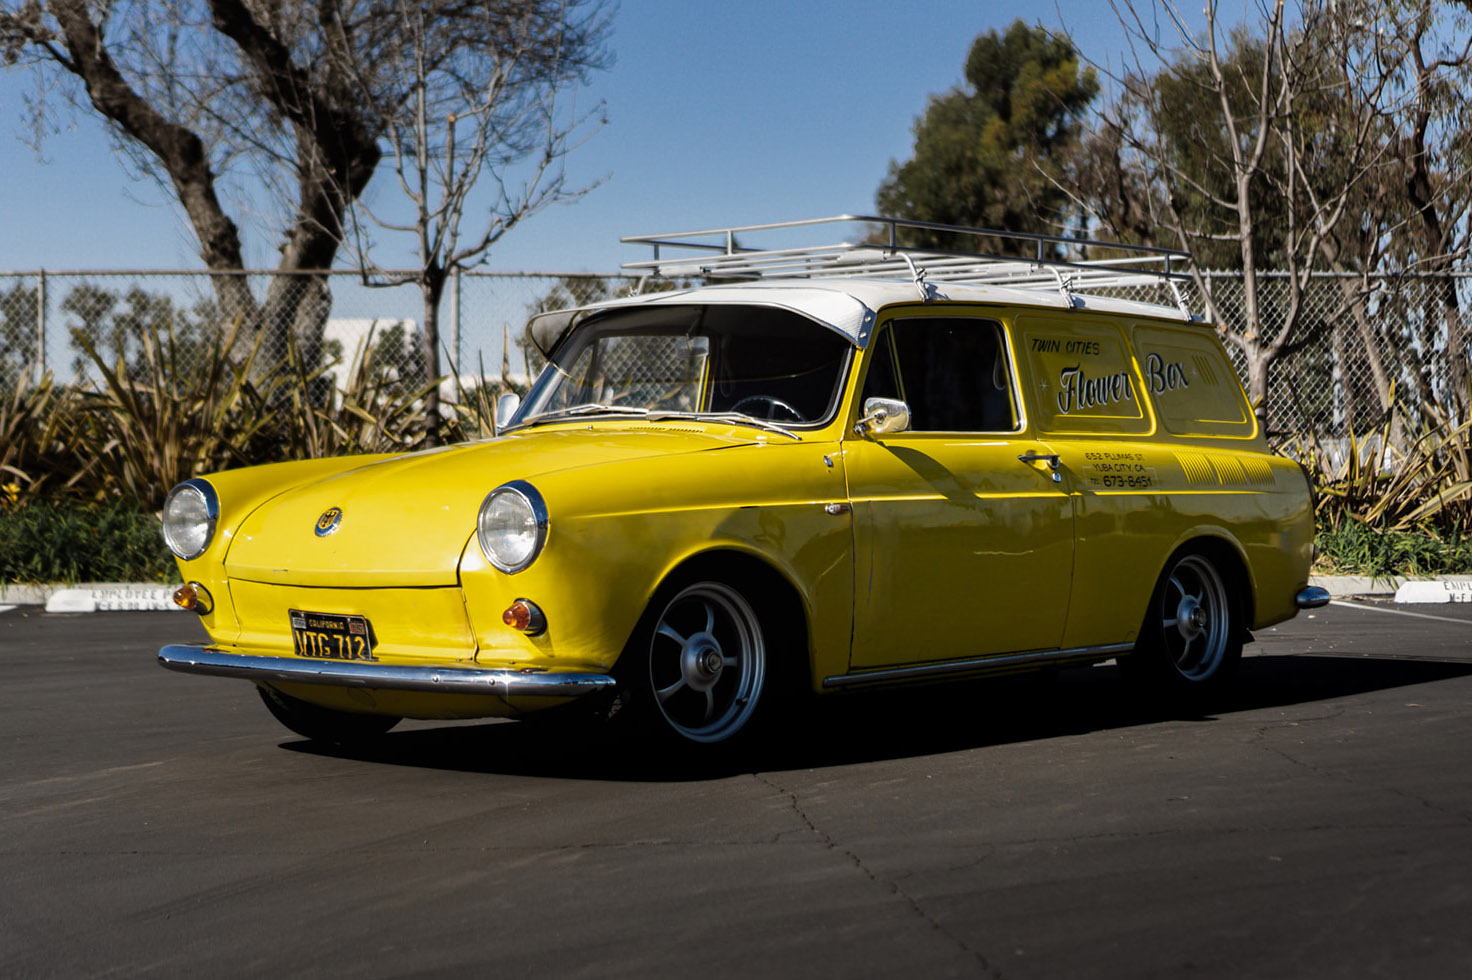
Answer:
[{"xmin": 1018, "ymin": 453, "xmax": 1063, "ymax": 482}]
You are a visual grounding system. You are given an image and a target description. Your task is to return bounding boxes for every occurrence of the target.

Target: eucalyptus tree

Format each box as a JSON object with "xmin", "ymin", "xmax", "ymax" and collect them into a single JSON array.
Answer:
[{"xmin": 876, "ymin": 20, "xmax": 1099, "ymax": 251}]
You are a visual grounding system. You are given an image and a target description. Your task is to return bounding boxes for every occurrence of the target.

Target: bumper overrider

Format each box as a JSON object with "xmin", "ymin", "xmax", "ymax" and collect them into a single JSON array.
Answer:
[
  {"xmin": 1295, "ymin": 586, "xmax": 1331, "ymax": 609},
  {"xmin": 158, "ymin": 644, "xmax": 616, "ymax": 699}
]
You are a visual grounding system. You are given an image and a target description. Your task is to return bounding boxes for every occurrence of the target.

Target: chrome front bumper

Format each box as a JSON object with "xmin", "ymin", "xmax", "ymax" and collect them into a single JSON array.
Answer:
[{"xmin": 158, "ymin": 644, "xmax": 617, "ymax": 698}]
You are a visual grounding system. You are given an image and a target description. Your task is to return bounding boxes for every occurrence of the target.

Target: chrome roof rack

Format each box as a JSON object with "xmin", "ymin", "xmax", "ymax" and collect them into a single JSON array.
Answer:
[{"xmin": 621, "ymin": 214, "xmax": 1194, "ymax": 316}]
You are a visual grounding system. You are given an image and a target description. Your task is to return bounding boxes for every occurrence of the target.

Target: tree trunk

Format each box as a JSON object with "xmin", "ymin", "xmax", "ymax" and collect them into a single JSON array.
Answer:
[
  {"xmin": 1244, "ymin": 345, "xmax": 1271, "ymax": 433},
  {"xmin": 420, "ymin": 270, "xmax": 446, "ymax": 447}
]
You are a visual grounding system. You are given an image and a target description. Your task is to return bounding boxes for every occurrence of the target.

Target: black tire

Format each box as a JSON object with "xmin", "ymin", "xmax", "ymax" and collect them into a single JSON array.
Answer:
[
  {"xmin": 614, "ymin": 577, "xmax": 772, "ymax": 746},
  {"xmin": 257, "ymin": 684, "xmax": 400, "ymax": 744},
  {"xmin": 1120, "ymin": 549, "xmax": 1244, "ymax": 698}
]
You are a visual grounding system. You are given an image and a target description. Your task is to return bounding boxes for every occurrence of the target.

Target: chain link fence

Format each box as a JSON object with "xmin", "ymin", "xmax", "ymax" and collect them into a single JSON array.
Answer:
[
  {"xmin": 2, "ymin": 267, "xmax": 1467, "ymax": 444},
  {"xmin": 0, "ymin": 269, "xmax": 629, "ymax": 395}
]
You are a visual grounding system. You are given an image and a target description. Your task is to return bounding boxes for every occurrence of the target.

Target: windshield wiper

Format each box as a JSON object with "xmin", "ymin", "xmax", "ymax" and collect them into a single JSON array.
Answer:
[
  {"xmin": 647, "ymin": 411, "xmax": 801, "ymax": 441},
  {"xmin": 525, "ymin": 404, "xmax": 650, "ymax": 426}
]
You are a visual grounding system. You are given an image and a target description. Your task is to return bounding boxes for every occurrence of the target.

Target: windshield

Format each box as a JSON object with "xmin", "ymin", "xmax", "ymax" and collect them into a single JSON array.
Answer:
[{"xmin": 516, "ymin": 304, "xmax": 853, "ymax": 427}]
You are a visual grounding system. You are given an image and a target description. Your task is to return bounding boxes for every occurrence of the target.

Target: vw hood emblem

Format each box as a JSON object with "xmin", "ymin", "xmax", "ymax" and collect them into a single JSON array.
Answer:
[{"xmin": 315, "ymin": 506, "xmax": 343, "ymax": 537}]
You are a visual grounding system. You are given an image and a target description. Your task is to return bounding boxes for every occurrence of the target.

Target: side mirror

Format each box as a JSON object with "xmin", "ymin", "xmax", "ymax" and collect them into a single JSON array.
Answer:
[
  {"xmin": 494, "ymin": 392, "xmax": 522, "ymax": 436},
  {"xmin": 854, "ymin": 397, "xmax": 910, "ymax": 437}
]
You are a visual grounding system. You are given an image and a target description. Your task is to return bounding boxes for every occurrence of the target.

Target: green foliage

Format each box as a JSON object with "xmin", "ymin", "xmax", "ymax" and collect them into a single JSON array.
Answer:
[
  {"xmin": 0, "ymin": 280, "xmax": 524, "ymax": 530},
  {"xmin": 1294, "ymin": 394, "xmax": 1472, "ymax": 535},
  {"xmin": 1293, "ymin": 387, "xmax": 1472, "ymax": 575},
  {"xmin": 70, "ymin": 317, "xmax": 277, "ymax": 510},
  {"xmin": 875, "ymin": 20, "xmax": 1098, "ymax": 249},
  {"xmin": 1, "ymin": 371, "xmax": 82, "ymax": 505},
  {"xmin": 0, "ymin": 498, "xmax": 176, "ymax": 584},
  {"xmin": 267, "ymin": 329, "xmax": 442, "ymax": 460},
  {"xmin": 1314, "ymin": 520, "xmax": 1472, "ymax": 578}
]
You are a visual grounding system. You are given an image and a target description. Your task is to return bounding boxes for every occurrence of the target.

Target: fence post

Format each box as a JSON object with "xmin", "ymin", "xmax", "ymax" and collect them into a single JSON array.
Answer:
[
  {"xmin": 35, "ymin": 269, "xmax": 46, "ymax": 383},
  {"xmin": 449, "ymin": 266, "xmax": 461, "ymax": 385}
]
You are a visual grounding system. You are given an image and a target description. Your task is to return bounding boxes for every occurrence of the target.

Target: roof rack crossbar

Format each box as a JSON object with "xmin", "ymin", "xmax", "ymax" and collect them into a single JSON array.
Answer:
[{"xmin": 621, "ymin": 215, "xmax": 1192, "ymax": 310}]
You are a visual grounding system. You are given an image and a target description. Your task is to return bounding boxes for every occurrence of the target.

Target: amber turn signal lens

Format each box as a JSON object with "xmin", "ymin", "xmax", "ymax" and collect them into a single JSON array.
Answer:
[
  {"xmin": 172, "ymin": 582, "xmax": 213, "ymax": 615},
  {"xmin": 503, "ymin": 602, "xmax": 530, "ymax": 629},
  {"xmin": 501, "ymin": 599, "xmax": 546, "ymax": 635}
]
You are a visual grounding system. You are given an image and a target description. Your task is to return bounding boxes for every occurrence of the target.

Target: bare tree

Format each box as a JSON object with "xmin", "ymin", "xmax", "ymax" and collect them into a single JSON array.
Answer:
[
  {"xmin": 0, "ymin": 1, "xmax": 610, "ymax": 391},
  {"xmin": 339, "ymin": 0, "xmax": 610, "ymax": 443},
  {"xmin": 1361, "ymin": 0, "xmax": 1472, "ymax": 420},
  {"xmin": 1081, "ymin": 1, "xmax": 1398, "ymax": 429}
]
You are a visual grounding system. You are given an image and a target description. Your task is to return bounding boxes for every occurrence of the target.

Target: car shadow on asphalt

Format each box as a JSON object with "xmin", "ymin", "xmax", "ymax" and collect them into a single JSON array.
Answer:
[{"xmin": 281, "ymin": 654, "xmax": 1472, "ymax": 781}]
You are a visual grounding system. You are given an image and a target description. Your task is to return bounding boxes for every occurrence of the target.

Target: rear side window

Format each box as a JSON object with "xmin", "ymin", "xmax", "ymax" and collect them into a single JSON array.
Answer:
[
  {"xmin": 1131, "ymin": 324, "xmax": 1255, "ymax": 437},
  {"xmin": 861, "ymin": 317, "xmax": 1017, "ymax": 432}
]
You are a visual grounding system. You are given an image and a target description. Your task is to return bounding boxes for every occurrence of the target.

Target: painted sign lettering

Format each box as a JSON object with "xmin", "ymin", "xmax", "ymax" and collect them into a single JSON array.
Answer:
[
  {"xmin": 1031, "ymin": 337, "xmax": 1102, "ymax": 357},
  {"xmin": 1081, "ymin": 451, "xmax": 1156, "ymax": 491},
  {"xmin": 1057, "ymin": 364, "xmax": 1134, "ymax": 414},
  {"xmin": 1145, "ymin": 352, "xmax": 1189, "ymax": 394}
]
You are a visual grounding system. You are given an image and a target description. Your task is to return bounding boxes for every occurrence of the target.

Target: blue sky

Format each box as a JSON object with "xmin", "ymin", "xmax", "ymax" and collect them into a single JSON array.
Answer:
[{"xmin": 0, "ymin": 1, "xmax": 1204, "ymax": 275}]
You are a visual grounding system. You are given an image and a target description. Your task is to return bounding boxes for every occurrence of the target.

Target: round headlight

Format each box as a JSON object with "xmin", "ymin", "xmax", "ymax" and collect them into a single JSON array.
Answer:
[
  {"xmin": 161, "ymin": 479, "xmax": 219, "ymax": 560},
  {"xmin": 477, "ymin": 481, "xmax": 548, "ymax": 573}
]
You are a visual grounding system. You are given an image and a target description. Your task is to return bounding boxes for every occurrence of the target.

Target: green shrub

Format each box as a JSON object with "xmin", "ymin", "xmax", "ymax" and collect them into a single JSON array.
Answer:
[
  {"xmin": 1314, "ymin": 519, "xmax": 1472, "ymax": 578},
  {"xmin": 0, "ymin": 499, "xmax": 177, "ymax": 584}
]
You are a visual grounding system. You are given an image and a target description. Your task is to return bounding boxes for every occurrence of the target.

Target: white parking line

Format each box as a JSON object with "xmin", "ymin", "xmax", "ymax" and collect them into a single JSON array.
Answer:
[{"xmin": 1330, "ymin": 599, "xmax": 1472, "ymax": 626}]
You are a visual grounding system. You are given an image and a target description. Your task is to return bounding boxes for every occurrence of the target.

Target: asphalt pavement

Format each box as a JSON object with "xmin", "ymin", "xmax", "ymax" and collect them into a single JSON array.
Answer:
[{"xmin": 2, "ymin": 601, "xmax": 1470, "ymax": 979}]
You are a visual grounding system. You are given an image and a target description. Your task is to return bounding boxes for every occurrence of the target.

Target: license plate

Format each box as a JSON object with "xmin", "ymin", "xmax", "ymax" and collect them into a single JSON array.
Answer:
[{"xmin": 289, "ymin": 609, "xmax": 377, "ymax": 662}]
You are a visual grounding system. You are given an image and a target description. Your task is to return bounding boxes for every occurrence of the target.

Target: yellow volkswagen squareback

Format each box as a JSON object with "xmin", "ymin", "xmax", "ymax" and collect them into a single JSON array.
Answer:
[{"xmin": 158, "ymin": 217, "xmax": 1326, "ymax": 747}]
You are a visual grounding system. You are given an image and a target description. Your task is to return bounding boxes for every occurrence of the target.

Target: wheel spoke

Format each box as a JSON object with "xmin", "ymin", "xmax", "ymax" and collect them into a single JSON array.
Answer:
[
  {"xmin": 643, "ymin": 581, "xmax": 767, "ymax": 743},
  {"xmin": 1163, "ymin": 617, "xmax": 1180, "ymax": 629}
]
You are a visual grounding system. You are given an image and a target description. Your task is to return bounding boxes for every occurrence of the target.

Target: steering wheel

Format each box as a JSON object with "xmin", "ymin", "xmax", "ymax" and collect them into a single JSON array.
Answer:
[{"xmin": 730, "ymin": 394, "xmax": 806, "ymax": 423}]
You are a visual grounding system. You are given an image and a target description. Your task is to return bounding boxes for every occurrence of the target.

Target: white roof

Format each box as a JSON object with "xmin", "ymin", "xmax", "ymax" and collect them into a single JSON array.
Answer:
[{"xmin": 528, "ymin": 277, "xmax": 1192, "ymax": 354}]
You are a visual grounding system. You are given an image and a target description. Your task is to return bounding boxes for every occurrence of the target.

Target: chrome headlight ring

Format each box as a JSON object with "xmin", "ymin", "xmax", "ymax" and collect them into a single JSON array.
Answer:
[
  {"xmin": 161, "ymin": 478, "xmax": 219, "ymax": 561},
  {"xmin": 477, "ymin": 480, "xmax": 549, "ymax": 574}
]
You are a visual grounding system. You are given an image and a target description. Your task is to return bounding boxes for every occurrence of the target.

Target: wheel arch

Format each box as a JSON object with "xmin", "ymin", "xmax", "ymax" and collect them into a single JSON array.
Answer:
[
  {"xmin": 1154, "ymin": 532, "xmax": 1256, "ymax": 640},
  {"xmin": 634, "ymin": 547, "xmax": 814, "ymax": 693}
]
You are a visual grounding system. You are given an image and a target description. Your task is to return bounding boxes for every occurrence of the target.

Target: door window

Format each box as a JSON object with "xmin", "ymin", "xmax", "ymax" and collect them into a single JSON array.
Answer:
[{"xmin": 862, "ymin": 317, "xmax": 1017, "ymax": 432}]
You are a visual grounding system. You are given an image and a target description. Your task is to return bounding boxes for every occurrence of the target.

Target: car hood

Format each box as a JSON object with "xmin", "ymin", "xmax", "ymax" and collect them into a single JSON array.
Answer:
[{"xmin": 224, "ymin": 425, "xmax": 756, "ymax": 586}]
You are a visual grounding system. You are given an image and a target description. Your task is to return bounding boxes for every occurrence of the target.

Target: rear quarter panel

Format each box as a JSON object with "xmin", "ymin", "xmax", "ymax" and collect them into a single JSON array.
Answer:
[{"xmin": 1009, "ymin": 310, "xmax": 1313, "ymax": 648}]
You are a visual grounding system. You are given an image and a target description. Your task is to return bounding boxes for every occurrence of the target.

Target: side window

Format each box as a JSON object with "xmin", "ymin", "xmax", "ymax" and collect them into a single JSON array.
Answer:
[
  {"xmin": 1015, "ymin": 316, "xmax": 1150, "ymax": 436},
  {"xmin": 1131, "ymin": 323, "xmax": 1254, "ymax": 437},
  {"xmin": 871, "ymin": 317, "xmax": 1016, "ymax": 432}
]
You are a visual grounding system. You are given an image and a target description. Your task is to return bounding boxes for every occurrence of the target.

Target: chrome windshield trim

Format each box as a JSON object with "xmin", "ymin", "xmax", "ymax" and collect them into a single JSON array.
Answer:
[
  {"xmin": 158, "ymin": 645, "xmax": 615, "ymax": 698},
  {"xmin": 523, "ymin": 403, "xmax": 652, "ymax": 427},
  {"xmin": 821, "ymin": 642, "xmax": 1135, "ymax": 689}
]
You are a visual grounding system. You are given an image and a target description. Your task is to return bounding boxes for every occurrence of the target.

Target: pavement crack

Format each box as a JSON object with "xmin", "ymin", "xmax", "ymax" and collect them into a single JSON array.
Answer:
[
  {"xmin": 1251, "ymin": 721, "xmax": 1472, "ymax": 825},
  {"xmin": 754, "ymin": 773, "xmax": 1005, "ymax": 979}
]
